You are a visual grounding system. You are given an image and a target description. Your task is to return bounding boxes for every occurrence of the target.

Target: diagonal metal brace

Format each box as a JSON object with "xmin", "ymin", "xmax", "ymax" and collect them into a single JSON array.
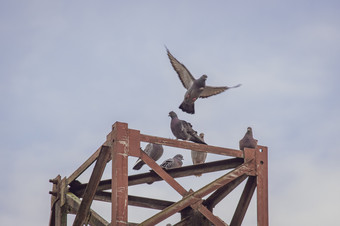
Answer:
[{"xmin": 140, "ymin": 161, "xmax": 254, "ymax": 226}]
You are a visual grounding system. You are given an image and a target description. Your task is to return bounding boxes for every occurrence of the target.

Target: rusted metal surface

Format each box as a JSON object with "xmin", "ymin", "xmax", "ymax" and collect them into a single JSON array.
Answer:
[
  {"xmin": 50, "ymin": 121, "xmax": 269, "ymax": 226},
  {"xmin": 230, "ymin": 176, "xmax": 257, "ymax": 226},
  {"xmin": 128, "ymin": 195, "xmax": 175, "ymax": 210},
  {"xmin": 128, "ymin": 129, "xmax": 141, "ymax": 157},
  {"xmin": 66, "ymin": 193, "xmax": 110, "ymax": 226},
  {"xmin": 140, "ymin": 133, "xmax": 244, "ymax": 158},
  {"xmin": 140, "ymin": 149, "xmax": 188, "ymax": 195},
  {"xmin": 140, "ymin": 163, "xmax": 251, "ymax": 226},
  {"xmin": 204, "ymin": 174, "xmax": 248, "ymax": 211},
  {"xmin": 127, "ymin": 157, "xmax": 243, "ymax": 186},
  {"xmin": 82, "ymin": 191, "xmax": 175, "ymax": 210},
  {"xmin": 111, "ymin": 122, "xmax": 129, "ymax": 226},
  {"xmin": 196, "ymin": 205, "xmax": 227, "ymax": 226},
  {"xmin": 49, "ymin": 175, "xmax": 61, "ymax": 226},
  {"xmin": 137, "ymin": 153, "xmax": 230, "ymax": 225},
  {"xmin": 138, "ymin": 150, "xmax": 254, "ymax": 226},
  {"xmin": 178, "ymin": 209, "xmax": 211, "ymax": 226},
  {"xmin": 256, "ymin": 146, "xmax": 269, "ymax": 226},
  {"xmin": 73, "ymin": 146, "xmax": 110, "ymax": 226},
  {"xmin": 243, "ymin": 148, "xmax": 256, "ymax": 174},
  {"xmin": 69, "ymin": 158, "xmax": 244, "ymax": 195}
]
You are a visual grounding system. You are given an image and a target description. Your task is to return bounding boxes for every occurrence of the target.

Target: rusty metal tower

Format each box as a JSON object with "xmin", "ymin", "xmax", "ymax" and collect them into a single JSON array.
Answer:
[{"xmin": 49, "ymin": 121, "xmax": 268, "ymax": 226}]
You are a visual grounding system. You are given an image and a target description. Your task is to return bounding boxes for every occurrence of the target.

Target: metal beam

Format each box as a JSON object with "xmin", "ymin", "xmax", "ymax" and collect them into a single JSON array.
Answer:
[
  {"xmin": 256, "ymin": 146, "xmax": 269, "ymax": 226},
  {"xmin": 92, "ymin": 191, "xmax": 175, "ymax": 210},
  {"xmin": 127, "ymin": 158, "xmax": 243, "ymax": 186},
  {"xmin": 140, "ymin": 162, "xmax": 252, "ymax": 226},
  {"xmin": 69, "ymin": 158, "xmax": 244, "ymax": 195},
  {"xmin": 230, "ymin": 176, "xmax": 257, "ymax": 226},
  {"xmin": 140, "ymin": 146, "xmax": 229, "ymax": 225},
  {"xmin": 204, "ymin": 174, "xmax": 248, "ymax": 211},
  {"xmin": 67, "ymin": 140, "xmax": 110, "ymax": 185},
  {"xmin": 140, "ymin": 149, "xmax": 187, "ymax": 195},
  {"xmin": 66, "ymin": 193, "xmax": 109, "ymax": 226},
  {"xmin": 49, "ymin": 175, "xmax": 60, "ymax": 226},
  {"xmin": 111, "ymin": 122, "xmax": 129, "ymax": 226},
  {"xmin": 128, "ymin": 195, "xmax": 175, "ymax": 210},
  {"xmin": 73, "ymin": 146, "xmax": 110, "ymax": 226},
  {"xmin": 51, "ymin": 122, "xmax": 268, "ymax": 226},
  {"xmin": 140, "ymin": 133, "xmax": 243, "ymax": 158}
]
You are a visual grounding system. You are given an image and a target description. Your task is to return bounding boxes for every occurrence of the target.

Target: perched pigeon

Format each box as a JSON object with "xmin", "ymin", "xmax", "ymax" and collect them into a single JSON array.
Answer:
[
  {"xmin": 166, "ymin": 47, "xmax": 241, "ymax": 114},
  {"xmin": 160, "ymin": 154, "xmax": 184, "ymax": 169},
  {"xmin": 191, "ymin": 133, "xmax": 207, "ymax": 177},
  {"xmin": 133, "ymin": 143, "xmax": 164, "ymax": 170},
  {"xmin": 239, "ymin": 127, "xmax": 258, "ymax": 151},
  {"xmin": 169, "ymin": 111, "xmax": 206, "ymax": 144}
]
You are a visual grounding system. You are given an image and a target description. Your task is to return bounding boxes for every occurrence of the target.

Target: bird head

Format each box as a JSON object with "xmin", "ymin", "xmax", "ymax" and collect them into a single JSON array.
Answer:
[
  {"xmin": 197, "ymin": 75, "xmax": 208, "ymax": 87},
  {"xmin": 199, "ymin": 133, "xmax": 205, "ymax": 139},
  {"xmin": 168, "ymin": 111, "xmax": 177, "ymax": 119},
  {"xmin": 174, "ymin": 154, "xmax": 184, "ymax": 160},
  {"xmin": 246, "ymin": 127, "xmax": 253, "ymax": 135},
  {"xmin": 200, "ymin": 75, "xmax": 208, "ymax": 80}
]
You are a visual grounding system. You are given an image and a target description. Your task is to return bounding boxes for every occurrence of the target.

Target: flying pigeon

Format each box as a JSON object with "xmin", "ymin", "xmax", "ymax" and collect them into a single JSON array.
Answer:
[
  {"xmin": 239, "ymin": 127, "xmax": 258, "ymax": 151},
  {"xmin": 191, "ymin": 133, "xmax": 207, "ymax": 177},
  {"xmin": 169, "ymin": 111, "xmax": 206, "ymax": 144},
  {"xmin": 160, "ymin": 154, "xmax": 184, "ymax": 169},
  {"xmin": 166, "ymin": 47, "xmax": 241, "ymax": 114},
  {"xmin": 133, "ymin": 143, "xmax": 164, "ymax": 170}
]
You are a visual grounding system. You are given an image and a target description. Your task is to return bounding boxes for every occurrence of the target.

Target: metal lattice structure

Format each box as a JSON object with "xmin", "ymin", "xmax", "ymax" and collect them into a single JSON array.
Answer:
[{"xmin": 49, "ymin": 121, "xmax": 268, "ymax": 226}]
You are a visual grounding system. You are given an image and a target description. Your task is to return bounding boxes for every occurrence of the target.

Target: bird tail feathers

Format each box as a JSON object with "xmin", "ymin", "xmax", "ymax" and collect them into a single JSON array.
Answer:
[
  {"xmin": 133, "ymin": 159, "xmax": 145, "ymax": 170},
  {"xmin": 190, "ymin": 135, "xmax": 207, "ymax": 145},
  {"xmin": 179, "ymin": 102, "xmax": 195, "ymax": 114}
]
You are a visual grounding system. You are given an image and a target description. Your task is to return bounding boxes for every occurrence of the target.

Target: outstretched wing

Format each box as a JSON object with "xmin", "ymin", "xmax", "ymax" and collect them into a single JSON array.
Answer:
[
  {"xmin": 166, "ymin": 47, "xmax": 195, "ymax": 90},
  {"xmin": 200, "ymin": 84, "xmax": 241, "ymax": 98}
]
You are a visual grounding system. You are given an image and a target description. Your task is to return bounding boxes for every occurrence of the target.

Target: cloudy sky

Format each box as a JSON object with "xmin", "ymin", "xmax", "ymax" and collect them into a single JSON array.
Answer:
[{"xmin": 1, "ymin": 1, "xmax": 340, "ymax": 225}]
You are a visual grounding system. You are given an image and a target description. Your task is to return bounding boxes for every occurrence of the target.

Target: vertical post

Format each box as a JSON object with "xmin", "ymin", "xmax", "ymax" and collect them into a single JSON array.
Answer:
[
  {"xmin": 55, "ymin": 201, "xmax": 67, "ymax": 226},
  {"xmin": 111, "ymin": 122, "xmax": 129, "ymax": 226},
  {"xmin": 49, "ymin": 175, "xmax": 60, "ymax": 226},
  {"xmin": 49, "ymin": 175, "xmax": 67, "ymax": 226},
  {"xmin": 256, "ymin": 146, "xmax": 268, "ymax": 226}
]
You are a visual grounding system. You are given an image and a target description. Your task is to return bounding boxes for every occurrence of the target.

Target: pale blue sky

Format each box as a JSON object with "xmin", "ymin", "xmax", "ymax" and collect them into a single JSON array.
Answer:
[{"xmin": 1, "ymin": 1, "xmax": 340, "ymax": 225}]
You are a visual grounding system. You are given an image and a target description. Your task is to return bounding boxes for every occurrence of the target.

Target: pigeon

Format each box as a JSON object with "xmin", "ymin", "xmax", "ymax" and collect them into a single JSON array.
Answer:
[
  {"xmin": 239, "ymin": 127, "xmax": 258, "ymax": 151},
  {"xmin": 133, "ymin": 143, "xmax": 164, "ymax": 170},
  {"xmin": 160, "ymin": 154, "xmax": 184, "ymax": 169},
  {"xmin": 169, "ymin": 111, "xmax": 206, "ymax": 144},
  {"xmin": 166, "ymin": 47, "xmax": 241, "ymax": 114},
  {"xmin": 191, "ymin": 133, "xmax": 207, "ymax": 177}
]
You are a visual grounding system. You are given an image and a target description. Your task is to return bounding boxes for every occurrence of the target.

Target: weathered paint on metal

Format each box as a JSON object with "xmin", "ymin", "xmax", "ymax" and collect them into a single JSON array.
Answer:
[
  {"xmin": 256, "ymin": 146, "xmax": 269, "ymax": 226},
  {"xmin": 140, "ymin": 150, "xmax": 187, "ymax": 195},
  {"xmin": 69, "ymin": 158, "xmax": 244, "ymax": 194},
  {"xmin": 111, "ymin": 122, "xmax": 129, "ymax": 226},
  {"xmin": 230, "ymin": 176, "xmax": 257, "ymax": 226},
  {"xmin": 140, "ymin": 133, "xmax": 244, "ymax": 158},
  {"xmin": 73, "ymin": 146, "xmax": 110, "ymax": 226},
  {"xmin": 140, "ymin": 163, "xmax": 251, "ymax": 226},
  {"xmin": 51, "ymin": 121, "xmax": 269, "ymax": 226},
  {"xmin": 128, "ymin": 129, "xmax": 140, "ymax": 157},
  {"xmin": 204, "ymin": 174, "xmax": 248, "ymax": 211}
]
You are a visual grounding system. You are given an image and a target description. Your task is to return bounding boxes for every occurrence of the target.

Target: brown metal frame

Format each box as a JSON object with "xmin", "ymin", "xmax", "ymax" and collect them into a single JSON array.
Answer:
[{"xmin": 49, "ymin": 121, "xmax": 268, "ymax": 226}]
